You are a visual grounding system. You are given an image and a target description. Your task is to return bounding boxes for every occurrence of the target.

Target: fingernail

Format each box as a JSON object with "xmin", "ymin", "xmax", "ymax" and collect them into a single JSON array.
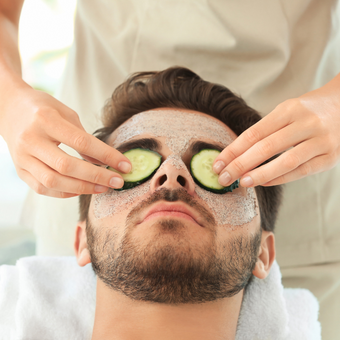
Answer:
[
  {"xmin": 213, "ymin": 161, "xmax": 225, "ymax": 174},
  {"xmin": 118, "ymin": 161, "xmax": 132, "ymax": 173},
  {"xmin": 95, "ymin": 185, "xmax": 108, "ymax": 193},
  {"xmin": 241, "ymin": 176, "xmax": 254, "ymax": 187},
  {"xmin": 219, "ymin": 171, "xmax": 231, "ymax": 186},
  {"xmin": 110, "ymin": 177, "xmax": 124, "ymax": 188}
]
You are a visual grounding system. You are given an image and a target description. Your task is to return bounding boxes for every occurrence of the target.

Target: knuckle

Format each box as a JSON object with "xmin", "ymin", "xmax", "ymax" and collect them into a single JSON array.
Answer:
[
  {"xmin": 33, "ymin": 107, "xmax": 57, "ymax": 124},
  {"xmin": 55, "ymin": 157, "xmax": 71, "ymax": 174},
  {"xmin": 60, "ymin": 192, "xmax": 74, "ymax": 199},
  {"xmin": 232, "ymin": 158, "xmax": 246, "ymax": 174},
  {"xmin": 76, "ymin": 182, "xmax": 88, "ymax": 194},
  {"xmin": 17, "ymin": 130, "xmax": 35, "ymax": 148},
  {"xmin": 40, "ymin": 172, "xmax": 56, "ymax": 189},
  {"xmin": 273, "ymin": 175, "xmax": 285, "ymax": 185},
  {"xmin": 34, "ymin": 183, "xmax": 46, "ymax": 195},
  {"xmin": 283, "ymin": 153, "xmax": 300, "ymax": 170},
  {"xmin": 101, "ymin": 150, "xmax": 114, "ymax": 165},
  {"xmin": 278, "ymin": 98, "xmax": 303, "ymax": 122},
  {"xmin": 299, "ymin": 162, "xmax": 312, "ymax": 177},
  {"xmin": 276, "ymin": 99, "xmax": 297, "ymax": 115},
  {"xmin": 310, "ymin": 113, "xmax": 322, "ymax": 125},
  {"xmin": 221, "ymin": 147, "xmax": 237, "ymax": 162},
  {"xmin": 70, "ymin": 110, "xmax": 81, "ymax": 122},
  {"xmin": 327, "ymin": 152, "xmax": 338, "ymax": 168},
  {"xmin": 59, "ymin": 192, "xmax": 67, "ymax": 198},
  {"xmin": 257, "ymin": 139, "xmax": 274, "ymax": 157},
  {"xmin": 17, "ymin": 130, "xmax": 28, "ymax": 143},
  {"xmin": 245, "ymin": 127, "xmax": 261, "ymax": 144},
  {"xmin": 325, "ymin": 134, "xmax": 338, "ymax": 152},
  {"xmin": 16, "ymin": 170, "xmax": 25, "ymax": 181},
  {"xmin": 282, "ymin": 98, "xmax": 301, "ymax": 111},
  {"xmin": 305, "ymin": 114, "xmax": 322, "ymax": 131},
  {"xmin": 32, "ymin": 107, "xmax": 47, "ymax": 120},
  {"xmin": 92, "ymin": 171, "xmax": 104, "ymax": 184},
  {"xmin": 73, "ymin": 134, "xmax": 90, "ymax": 151}
]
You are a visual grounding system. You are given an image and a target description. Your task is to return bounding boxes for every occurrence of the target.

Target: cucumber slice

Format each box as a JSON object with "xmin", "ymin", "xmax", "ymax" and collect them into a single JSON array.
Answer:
[
  {"xmin": 190, "ymin": 149, "xmax": 239, "ymax": 194},
  {"xmin": 107, "ymin": 148, "xmax": 162, "ymax": 190}
]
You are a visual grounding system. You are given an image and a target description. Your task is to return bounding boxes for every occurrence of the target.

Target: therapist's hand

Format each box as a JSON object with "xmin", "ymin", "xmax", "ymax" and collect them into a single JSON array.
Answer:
[
  {"xmin": 212, "ymin": 80, "xmax": 340, "ymax": 187},
  {"xmin": 0, "ymin": 85, "xmax": 132, "ymax": 198}
]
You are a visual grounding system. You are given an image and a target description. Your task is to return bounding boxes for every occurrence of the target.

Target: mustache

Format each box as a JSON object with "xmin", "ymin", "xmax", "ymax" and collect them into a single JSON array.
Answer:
[{"xmin": 126, "ymin": 187, "xmax": 216, "ymax": 227}]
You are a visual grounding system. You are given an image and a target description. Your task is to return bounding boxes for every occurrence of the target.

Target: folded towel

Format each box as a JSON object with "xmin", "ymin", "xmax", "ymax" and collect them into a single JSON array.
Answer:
[
  {"xmin": 0, "ymin": 257, "xmax": 321, "ymax": 340},
  {"xmin": 0, "ymin": 257, "xmax": 96, "ymax": 340},
  {"xmin": 236, "ymin": 261, "xmax": 321, "ymax": 340}
]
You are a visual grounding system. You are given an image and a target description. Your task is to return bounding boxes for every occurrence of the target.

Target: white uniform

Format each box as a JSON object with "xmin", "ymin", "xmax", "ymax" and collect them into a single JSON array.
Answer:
[{"xmin": 22, "ymin": 1, "xmax": 340, "ymax": 338}]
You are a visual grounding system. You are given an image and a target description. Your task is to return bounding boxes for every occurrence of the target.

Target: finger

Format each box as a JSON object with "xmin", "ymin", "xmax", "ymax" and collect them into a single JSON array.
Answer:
[
  {"xmin": 238, "ymin": 138, "xmax": 326, "ymax": 187},
  {"xmin": 217, "ymin": 122, "xmax": 314, "ymax": 186},
  {"xmin": 17, "ymin": 168, "xmax": 80, "ymax": 199},
  {"xmin": 213, "ymin": 107, "xmax": 291, "ymax": 173},
  {"xmin": 261, "ymin": 153, "xmax": 335, "ymax": 186},
  {"xmin": 23, "ymin": 156, "xmax": 111, "ymax": 194},
  {"xmin": 27, "ymin": 139, "xmax": 125, "ymax": 189},
  {"xmin": 63, "ymin": 115, "xmax": 107, "ymax": 166},
  {"xmin": 79, "ymin": 154, "xmax": 107, "ymax": 166},
  {"xmin": 44, "ymin": 116, "xmax": 132, "ymax": 173}
]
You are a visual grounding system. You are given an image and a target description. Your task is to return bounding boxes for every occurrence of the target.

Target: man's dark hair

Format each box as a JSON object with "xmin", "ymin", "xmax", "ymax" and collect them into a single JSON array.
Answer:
[{"xmin": 79, "ymin": 66, "xmax": 282, "ymax": 232}]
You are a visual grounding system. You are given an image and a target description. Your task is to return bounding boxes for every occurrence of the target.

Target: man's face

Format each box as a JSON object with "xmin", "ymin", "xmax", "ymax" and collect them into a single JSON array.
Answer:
[{"xmin": 86, "ymin": 109, "xmax": 262, "ymax": 304}]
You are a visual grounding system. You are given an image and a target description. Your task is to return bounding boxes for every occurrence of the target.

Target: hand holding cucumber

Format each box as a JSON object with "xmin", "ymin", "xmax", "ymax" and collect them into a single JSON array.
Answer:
[
  {"xmin": 212, "ymin": 80, "xmax": 340, "ymax": 188},
  {"xmin": 0, "ymin": 85, "xmax": 132, "ymax": 198}
]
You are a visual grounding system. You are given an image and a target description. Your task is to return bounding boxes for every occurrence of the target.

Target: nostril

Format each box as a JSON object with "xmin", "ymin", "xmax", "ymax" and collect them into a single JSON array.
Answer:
[
  {"xmin": 159, "ymin": 174, "xmax": 167, "ymax": 186},
  {"xmin": 177, "ymin": 175, "xmax": 186, "ymax": 187}
]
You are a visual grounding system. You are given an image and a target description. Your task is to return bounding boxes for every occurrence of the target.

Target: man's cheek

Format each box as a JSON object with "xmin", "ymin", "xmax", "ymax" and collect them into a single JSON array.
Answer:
[
  {"xmin": 195, "ymin": 185, "xmax": 258, "ymax": 228},
  {"xmin": 92, "ymin": 181, "xmax": 151, "ymax": 220}
]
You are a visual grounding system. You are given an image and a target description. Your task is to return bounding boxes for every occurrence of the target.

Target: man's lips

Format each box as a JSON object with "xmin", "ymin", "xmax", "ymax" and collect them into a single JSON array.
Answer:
[{"xmin": 141, "ymin": 202, "xmax": 203, "ymax": 227}]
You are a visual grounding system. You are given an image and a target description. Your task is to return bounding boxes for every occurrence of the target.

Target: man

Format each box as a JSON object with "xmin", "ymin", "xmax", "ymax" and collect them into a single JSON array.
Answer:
[
  {"xmin": 73, "ymin": 67, "xmax": 316, "ymax": 339},
  {"xmin": 0, "ymin": 67, "xmax": 320, "ymax": 339},
  {"xmin": 75, "ymin": 76, "xmax": 273, "ymax": 339}
]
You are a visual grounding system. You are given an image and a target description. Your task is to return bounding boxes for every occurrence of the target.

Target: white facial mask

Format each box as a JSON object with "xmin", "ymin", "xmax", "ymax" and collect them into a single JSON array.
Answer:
[{"xmin": 93, "ymin": 110, "xmax": 257, "ymax": 227}]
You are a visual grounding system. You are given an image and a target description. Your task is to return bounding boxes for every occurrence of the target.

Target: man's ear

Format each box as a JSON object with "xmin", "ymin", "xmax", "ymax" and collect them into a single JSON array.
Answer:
[
  {"xmin": 74, "ymin": 220, "xmax": 91, "ymax": 267},
  {"xmin": 252, "ymin": 230, "xmax": 275, "ymax": 280}
]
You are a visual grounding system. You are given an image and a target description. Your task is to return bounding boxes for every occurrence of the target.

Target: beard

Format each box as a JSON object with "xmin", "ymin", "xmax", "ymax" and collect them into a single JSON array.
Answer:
[{"xmin": 86, "ymin": 187, "xmax": 261, "ymax": 305}]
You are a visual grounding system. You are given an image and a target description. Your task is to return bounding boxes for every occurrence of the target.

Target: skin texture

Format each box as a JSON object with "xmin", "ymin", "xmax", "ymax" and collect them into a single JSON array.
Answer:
[
  {"xmin": 0, "ymin": 0, "xmax": 131, "ymax": 198},
  {"xmin": 74, "ymin": 109, "xmax": 275, "ymax": 340},
  {"xmin": 92, "ymin": 109, "xmax": 257, "ymax": 226},
  {"xmin": 213, "ymin": 74, "xmax": 340, "ymax": 188}
]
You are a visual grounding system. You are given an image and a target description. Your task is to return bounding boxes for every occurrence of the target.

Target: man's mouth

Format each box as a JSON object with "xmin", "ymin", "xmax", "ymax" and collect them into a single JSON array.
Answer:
[{"xmin": 141, "ymin": 202, "xmax": 204, "ymax": 227}]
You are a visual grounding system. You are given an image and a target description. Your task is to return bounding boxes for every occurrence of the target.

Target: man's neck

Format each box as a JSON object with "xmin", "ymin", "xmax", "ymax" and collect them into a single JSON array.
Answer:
[{"xmin": 91, "ymin": 279, "xmax": 243, "ymax": 340}]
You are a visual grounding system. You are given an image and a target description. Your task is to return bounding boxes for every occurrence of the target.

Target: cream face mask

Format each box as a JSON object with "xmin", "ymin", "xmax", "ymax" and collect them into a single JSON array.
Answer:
[{"xmin": 93, "ymin": 109, "xmax": 257, "ymax": 227}]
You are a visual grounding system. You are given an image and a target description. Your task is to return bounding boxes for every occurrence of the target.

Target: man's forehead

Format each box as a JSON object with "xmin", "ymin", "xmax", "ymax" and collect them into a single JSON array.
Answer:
[{"xmin": 109, "ymin": 109, "xmax": 236, "ymax": 148}]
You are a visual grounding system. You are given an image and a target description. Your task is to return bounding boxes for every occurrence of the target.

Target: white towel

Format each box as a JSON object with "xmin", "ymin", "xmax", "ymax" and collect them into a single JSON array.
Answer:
[
  {"xmin": 0, "ymin": 257, "xmax": 96, "ymax": 340},
  {"xmin": 0, "ymin": 257, "xmax": 321, "ymax": 340},
  {"xmin": 236, "ymin": 261, "xmax": 321, "ymax": 340}
]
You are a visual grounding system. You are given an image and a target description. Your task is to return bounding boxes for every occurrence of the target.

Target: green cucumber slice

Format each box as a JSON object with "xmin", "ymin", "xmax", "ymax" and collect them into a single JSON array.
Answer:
[
  {"xmin": 107, "ymin": 148, "xmax": 162, "ymax": 190},
  {"xmin": 190, "ymin": 149, "xmax": 239, "ymax": 194}
]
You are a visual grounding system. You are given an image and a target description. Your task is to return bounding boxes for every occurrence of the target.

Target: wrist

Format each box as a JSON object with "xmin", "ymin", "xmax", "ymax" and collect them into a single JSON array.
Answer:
[{"xmin": 0, "ymin": 68, "xmax": 31, "ymax": 132}]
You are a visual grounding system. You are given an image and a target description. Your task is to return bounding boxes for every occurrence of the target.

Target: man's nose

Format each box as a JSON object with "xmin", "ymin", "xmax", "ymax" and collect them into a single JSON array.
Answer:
[{"xmin": 149, "ymin": 157, "xmax": 196, "ymax": 196}]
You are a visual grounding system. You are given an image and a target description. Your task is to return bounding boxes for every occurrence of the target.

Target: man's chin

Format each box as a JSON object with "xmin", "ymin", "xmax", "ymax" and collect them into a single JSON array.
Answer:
[{"xmin": 87, "ymin": 217, "xmax": 260, "ymax": 304}]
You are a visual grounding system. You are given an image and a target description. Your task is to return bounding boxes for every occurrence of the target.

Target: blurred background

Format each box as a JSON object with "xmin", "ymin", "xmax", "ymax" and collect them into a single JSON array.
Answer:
[{"xmin": 0, "ymin": 0, "xmax": 77, "ymax": 265}]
